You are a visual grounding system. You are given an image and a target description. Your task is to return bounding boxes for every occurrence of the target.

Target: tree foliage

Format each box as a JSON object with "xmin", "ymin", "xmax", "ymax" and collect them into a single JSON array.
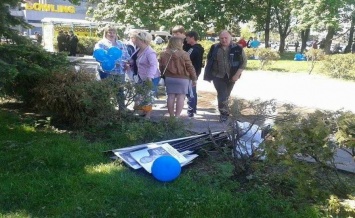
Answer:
[{"xmin": 0, "ymin": 0, "xmax": 32, "ymax": 43}]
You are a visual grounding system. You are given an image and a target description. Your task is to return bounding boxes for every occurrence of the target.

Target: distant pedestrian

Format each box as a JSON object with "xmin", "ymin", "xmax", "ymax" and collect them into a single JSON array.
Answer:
[
  {"xmin": 295, "ymin": 41, "xmax": 299, "ymax": 53},
  {"xmin": 68, "ymin": 31, "xmax": 79, "ymax": 56},
  {"xmin": 247, "ymin": 37, "xmax": 253, "ymax": 48},
  {"xmin": 237, "ymin": 37, "xmax": 247, "ymax": 48},
  {"xmin": 57, "ymin": 30, "xmax": 67, "ymax": 52},
  {"xmin": 250, "ymin": 37, "xmax": 261, "ymax": 48},
  {"xmin": 34, "ymin": 32, "xmax": 42, "ymax": 44},
  {"xmin": 312, "ymin": 40, "xmax": 318, "ymax": 49},
  {"xmin": 64, "ymin": 31, "xmax": 70, "ymax": 51}
]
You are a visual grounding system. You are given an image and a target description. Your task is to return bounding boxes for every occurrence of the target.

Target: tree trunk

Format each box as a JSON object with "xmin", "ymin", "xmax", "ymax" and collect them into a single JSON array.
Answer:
[
  {"xmin": 301, "ymin": 28, "xmax": 310, "ymax": 53},
  {"xmin": 344, "ymin": 13, "xmax": 354, "ymax": 53},
  {"xmin": 324, "ymin": 26, "xmax": 335, "ymax": 54},
  {"xmin": 264, "ymin": 0, "xmax": 272, "ymax": 48},
  {"xmin": 279, "ymin": 34, "xmax": 286, "ymax": 53}
]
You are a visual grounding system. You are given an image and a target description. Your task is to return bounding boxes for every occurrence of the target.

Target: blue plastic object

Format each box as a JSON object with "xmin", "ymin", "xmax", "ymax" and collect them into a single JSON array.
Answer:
[
  {"xmin": 294, "ymin": 53, "xmax": 303, "ymax": 61},
  {"xmin": 151, "ymin": 156, "xmax": 181, "ymax": 182}
]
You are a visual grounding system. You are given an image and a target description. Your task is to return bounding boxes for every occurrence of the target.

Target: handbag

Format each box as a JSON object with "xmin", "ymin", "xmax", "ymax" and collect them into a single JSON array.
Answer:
[{"xmin": 158, "ymin": 54, "xmax": 173, "ymax": 86}]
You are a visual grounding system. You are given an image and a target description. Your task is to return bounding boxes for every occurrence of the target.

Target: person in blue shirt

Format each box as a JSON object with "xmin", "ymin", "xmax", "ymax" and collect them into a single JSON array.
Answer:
[
  {"xmin": 94, "ymin": 26, "xmax": 131, "ymax": 111},
  {"xmin": 250, "ymin": 37, "xmax": 261, "ymax": 48}
]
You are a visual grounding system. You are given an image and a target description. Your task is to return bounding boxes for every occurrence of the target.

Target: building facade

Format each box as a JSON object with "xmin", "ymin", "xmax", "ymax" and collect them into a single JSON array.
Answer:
[{"xmin": 10, "ymin": 0, "xmax": 90, "ymax": 35}]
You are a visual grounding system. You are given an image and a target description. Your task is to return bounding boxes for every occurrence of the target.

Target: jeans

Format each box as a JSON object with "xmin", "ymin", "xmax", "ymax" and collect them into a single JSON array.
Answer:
[
  {"xmin": 151, "ymin": 77, "xmax": 160, "ymax": 98},
  {"xmin": 212, "ymin": 76, "xmax": 235, "ymax": 116},
  {"xmin": 187, "ymin": 86, "xmax": 197, "ymax": 116}
]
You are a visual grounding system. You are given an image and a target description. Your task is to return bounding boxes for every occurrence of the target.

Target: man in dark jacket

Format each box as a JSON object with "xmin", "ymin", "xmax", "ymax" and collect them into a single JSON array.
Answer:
[
  {"xmin": 68, "ymin": 30, "xmax": 79, "ymax": 56},
  {"xmin": 185, "ymin": 31, "xmax": 205, "ymax": 118},
  {"xmin": 57, "ymin": 30, "xmax": 67, "ymax": 52},
  {"xmin": 204, "ymin": 30, "xmax": 247, "ymax": 122}
]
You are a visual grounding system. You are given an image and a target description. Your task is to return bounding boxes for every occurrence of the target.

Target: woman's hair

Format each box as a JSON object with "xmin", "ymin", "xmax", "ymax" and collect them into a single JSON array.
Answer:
[
  {"xmin": 136, "ymin": 31, "xmax": 152, "ymax": 44},
  {"xmin": 103, "ymin": 26, "xmax": 117, "ymax": 39},
  {"xmin": 172, "ymin": 25, "xmax": 185, "ymax": 35},
  {"xmin": 167, "ymin": 36, "xmax": 183, "ymax": 50},
  {"xmin": 129, "ymin": 30, "xmax": 139, "ymax": 39}
]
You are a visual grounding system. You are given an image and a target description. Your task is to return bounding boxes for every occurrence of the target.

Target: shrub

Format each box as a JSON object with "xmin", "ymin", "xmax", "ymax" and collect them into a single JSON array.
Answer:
[
  {"xmin": 255, "ymin": 48, "xmax": 280, "ymax": 69},
  {"xmin": 199, "ymin": 40, "xmax": 215, "ymax": 62},
  {"xmin": 305, "ymin": 49, "xmax": 325, "ymax": 74},
  {"xmin": 0, "ymin": 44, "xmax": 70, "ymax": 103},
  {"xmin": 0, "ymin": 59, "xmax": 19, "ymax": 98},
  {"xmin": 77, "ymin": 36, "xmax": 101, "ymax": 55},
  {"xmin": 335, "ymin": 111, "xmax": 355, "ymax": 156},
  {"xmin": 268, "ymin": 109, "xmax": 350, "ymax": 198},
  {"xmin": 244, "ymin": 48, "xmax": 257, "ymax": 60},
  {"xmin": 33, "ymin": 69, "xmax": 120, "ymax": 127},
  {"xmin": 321, "ymin": 54, "xmax": 355, "ymax": 80}
]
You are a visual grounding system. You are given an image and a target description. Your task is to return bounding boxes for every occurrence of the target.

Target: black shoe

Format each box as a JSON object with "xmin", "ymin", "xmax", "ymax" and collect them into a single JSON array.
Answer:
[
  {"xmin": 219, "ymin": 115, "xmax": 228, "ymax": 122},
  {"xmin": 188, "ymin": 113, "xmax": 194, "ymax": 118}
]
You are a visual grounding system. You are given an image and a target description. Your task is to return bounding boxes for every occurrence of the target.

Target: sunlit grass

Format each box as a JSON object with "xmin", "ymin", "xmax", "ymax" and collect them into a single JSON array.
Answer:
[
  {"xmin": 246, "ymin": 59, "xmax": 324, "ymax": 74},
  {"xmin": 0, "ymin": 108, "xmax": 331, "ymax": 217},
  {"xmin": 85, "ymin": 163, "xmax": 124, "ymax": 174}
]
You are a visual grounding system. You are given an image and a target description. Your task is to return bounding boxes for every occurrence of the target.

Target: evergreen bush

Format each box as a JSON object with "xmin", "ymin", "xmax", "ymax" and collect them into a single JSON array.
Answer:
[{"xmin": 0, "ymin": 43, "xmax": 69, "ymax": 103}]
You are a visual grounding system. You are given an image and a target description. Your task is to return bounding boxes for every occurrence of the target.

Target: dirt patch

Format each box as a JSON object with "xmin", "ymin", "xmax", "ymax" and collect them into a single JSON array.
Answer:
[{"xmin": 197, "ymin": 91, "xmax": 217, "ymax": 109}]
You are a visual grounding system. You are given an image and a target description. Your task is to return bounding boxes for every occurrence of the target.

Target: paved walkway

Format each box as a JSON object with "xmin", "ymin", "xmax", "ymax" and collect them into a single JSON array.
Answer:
[
  {"xmin": 75, "ymin": 57, "xmax": 355, "ymax": 173},
  {"xmin": 150, "ymin": 70, "xmax": 355, "ymax": 173}
]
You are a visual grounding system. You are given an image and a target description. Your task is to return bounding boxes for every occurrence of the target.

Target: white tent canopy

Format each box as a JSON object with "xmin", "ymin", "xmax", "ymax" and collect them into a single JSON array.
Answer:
[{"xmin": 41, "ymin": 17, "xmax": 98, "ymax": 26}]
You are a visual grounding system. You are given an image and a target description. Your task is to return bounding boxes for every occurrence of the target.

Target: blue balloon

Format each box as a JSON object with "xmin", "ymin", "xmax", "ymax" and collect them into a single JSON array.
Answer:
[
  {"xmin": 101, "ymin": 58, "xmax": 116, "ymax": 71},
  {"xmin": 93, "ymin": 48, "xmax": 107, "ymax": 62},
  {"xmin": 108, "ymin": 47, "xmax": 123, "ymax": 60},
  {"xmin": 151, "ymin": 156, "xmax": 181, "ymax": 182}
]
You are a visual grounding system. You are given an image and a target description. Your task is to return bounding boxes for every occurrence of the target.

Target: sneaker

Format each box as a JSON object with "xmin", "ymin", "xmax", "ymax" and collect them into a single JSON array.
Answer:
[{"xmin": 188, "ymin": 113, "xmax": 194, "ymax": 118}]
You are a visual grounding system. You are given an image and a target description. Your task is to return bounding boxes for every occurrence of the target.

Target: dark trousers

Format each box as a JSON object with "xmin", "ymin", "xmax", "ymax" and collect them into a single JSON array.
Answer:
[
  {"xmin": 69, "ymin": 45, "xmax": 77, "ymax": 56},
  {"xmin": 187, "ymin": 86, "xmax": 197, "ymax": 116},
  {"xmin": 212, "ymin": 76, "xmax": 235, "ymax": 116}
]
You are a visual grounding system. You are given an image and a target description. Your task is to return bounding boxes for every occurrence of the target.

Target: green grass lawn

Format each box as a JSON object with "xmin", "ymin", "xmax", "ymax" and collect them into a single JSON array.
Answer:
[
  {"xmin": 0, "ymin": 109, "xmax": 323, "ymax": 217},
  {"xmin": 246, "ymin": 59, "xmax": 324, "ymax": 74}
]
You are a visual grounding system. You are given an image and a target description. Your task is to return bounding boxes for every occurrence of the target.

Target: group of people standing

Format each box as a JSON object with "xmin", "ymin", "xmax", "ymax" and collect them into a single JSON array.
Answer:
[
  {"xmin": 57, "ymin": 30, "xmax": 79, "ymax": 56},
  {"xmin": 93, "ymin": 25, "xmax": 247, "ymax": 122}
]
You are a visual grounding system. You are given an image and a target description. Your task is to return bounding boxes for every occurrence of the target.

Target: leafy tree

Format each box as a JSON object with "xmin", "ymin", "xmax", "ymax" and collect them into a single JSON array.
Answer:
[
  {"xmin": 248, "ymin": 0, "xmax": 273, "ymax": 48},
  {"xmin": 0, "ymin": 0, "xmax": 32, "ymax": 44},
  {"xmin": 273, "ymin": 0, "xmax": 293, "ymax": 53},
  {"xmin": 292, "ymin": 0, "xmax": 348, "ymax": 54},
  {"xmin": 342, "ymin": 3, "xmax": 355, "ymax": 53},
  {"xmin": 86, "ymin": 0, "xmax": 249, "ymax": 37}
]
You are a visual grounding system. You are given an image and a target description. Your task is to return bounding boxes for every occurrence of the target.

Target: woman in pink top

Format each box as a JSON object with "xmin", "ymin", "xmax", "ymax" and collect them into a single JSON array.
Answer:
[{"xmin": 132, "ymin": 31, "xmax": 160, "ymax": 119}]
